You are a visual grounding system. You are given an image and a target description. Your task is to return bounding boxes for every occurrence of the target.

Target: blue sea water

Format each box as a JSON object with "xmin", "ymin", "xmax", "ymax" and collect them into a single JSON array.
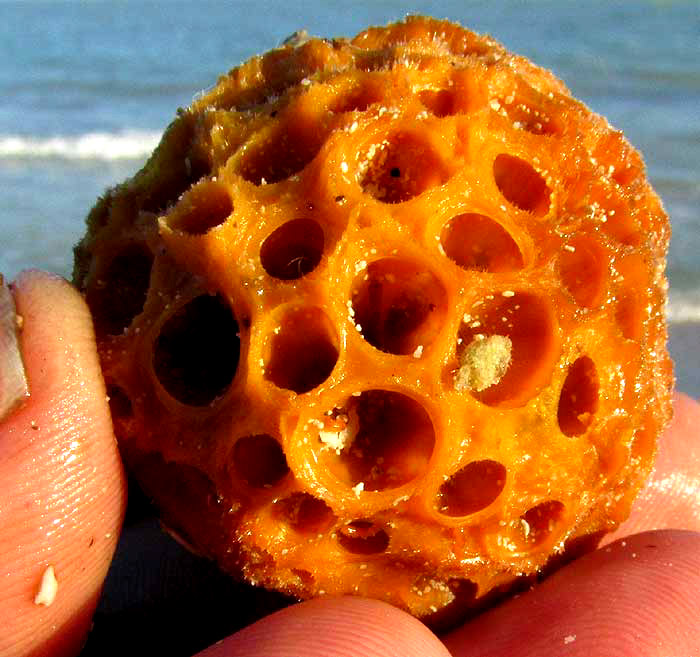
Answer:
[{"xmin": 1, "ymin": 1, "xmax": 699, "ymax": 391}]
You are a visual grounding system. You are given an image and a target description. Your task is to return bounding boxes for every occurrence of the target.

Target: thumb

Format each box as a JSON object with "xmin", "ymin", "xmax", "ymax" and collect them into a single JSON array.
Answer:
[
  {"xmin": 198, "ymin": 597, "xmax": 451, "ymax": 657},
  {"xmin": 0, "ymin": 271, "xmax": 126, "ymax": 657}
]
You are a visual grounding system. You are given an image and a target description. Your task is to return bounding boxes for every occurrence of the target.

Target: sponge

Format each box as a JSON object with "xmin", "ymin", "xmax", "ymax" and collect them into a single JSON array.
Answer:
[{"xmin": 74, "ymin": 16, "xmax": 672, "ymax": 620}]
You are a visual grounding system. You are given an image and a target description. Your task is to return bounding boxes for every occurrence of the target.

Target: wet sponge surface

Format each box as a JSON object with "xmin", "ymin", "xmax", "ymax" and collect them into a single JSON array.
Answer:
[{"xmin": 74, "ymin": 17, "xmax": 672, "ymax": 620}]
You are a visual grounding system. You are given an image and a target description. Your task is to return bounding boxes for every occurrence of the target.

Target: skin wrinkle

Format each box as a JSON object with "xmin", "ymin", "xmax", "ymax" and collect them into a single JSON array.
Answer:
[
  {"xmin": 202, "ymin": 598, "xmax": 452, "ymax": 657},
  {"xmin": 5, "ymin": 418, "xmax": 97, "ymax": 548},
  {"xmin": 329, "ymin": 608, "xmax": 435, "ymax": 655},
  {"xmin": 598, "ymin": 561, "xmax": 677, "ymax": 651}
]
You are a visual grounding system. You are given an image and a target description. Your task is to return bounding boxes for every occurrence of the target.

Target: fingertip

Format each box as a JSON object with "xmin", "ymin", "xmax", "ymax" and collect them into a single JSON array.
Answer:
[
  {"xmin": 199, "ymin": 597, "xmax": 451, "ymax": 657},
  {"xmin": 0, "ymin": 271, "xmax": 126, "ymax": 657},
  {"xmin": 444, "ymin": 529, "xmax": 700, "ymax": 657}
]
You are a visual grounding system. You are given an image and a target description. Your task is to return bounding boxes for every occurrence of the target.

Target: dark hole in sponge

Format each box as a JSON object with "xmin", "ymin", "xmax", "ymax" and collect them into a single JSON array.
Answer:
[
  {"xmin": 232, "ymin": 434, "xmax": 289, "ymax": 488},
  {"xmin": 260, "ymin": 218, "xmax": 324, "ymax": 280},
  {"xmin": 265, "ymin": 306, "xmax": 338, "ymax": 393},
  {"xmin": 107, "ymin": 384, "xmax": 133, "ymax": 419},
  {"xmin": 493, "ymin": 153, "xmax": 550, "ymax": 216},
  {"xmin": 87, "ymin": 244, "xmax": 153, "ymax": 335},
  {"xmin": 239, "ymin": 114, "xmax": 327, "ymax": 185},
  {"xmin": 274, "ymin": 493, "xmax": 336, "ymax": 535},
  {"xmin": 330, "ymin": 79, "xmax": 384, "ymax": 113},
  {"xmin": 520, "ymin": 500, "xmax": 566, "ymax": 547},
  {"xmin": 153, "ymin": 294, "xmax": 239, "ymax": 406},
  {"xmin": 419, "ymin": 88, "xmax": 457, "ymax": 117},
  {"xmin": 338, "ymin": 520, "xmax": 390, "ymax": 554},
  {"xmin": 438, "ymin": 459, "xmax": 506, "ymax": 516},
  {"xmin": 559, "ymin": 237, "xmax": 607, "ymax": 308},
  {"xmin": 360, "ymin": 132, "xmax": 450, "ymax": 204},
  {"xmin": 168, "ymin": 181, "xmax": 233, "ymax": 235},
  {"xmin": 557, "ymin": 356, "xmax": 598, "ymax": 436},
  {"xmin": 441, "ymin": 213, "xmax": 523, "ymax": 273},
  {"xmin": 351, "ymin": 258, "xmax": 447, "ymax": 355},
  {"xmin": 322, "ymin": 389, "xmax": 435, "ymax": 492}
]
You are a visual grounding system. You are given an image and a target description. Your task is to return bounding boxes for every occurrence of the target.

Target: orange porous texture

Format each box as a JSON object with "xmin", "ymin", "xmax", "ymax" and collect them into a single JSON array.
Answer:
[{"xmin": 74, "ymin": 17, "xmax": 673, "ymax": 621}]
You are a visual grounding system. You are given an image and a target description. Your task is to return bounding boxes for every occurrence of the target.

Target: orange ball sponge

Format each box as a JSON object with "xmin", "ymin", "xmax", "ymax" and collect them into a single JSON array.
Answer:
[{"xmin": 74, "ymin": 16, "xmax": 673, "ymax": 621}]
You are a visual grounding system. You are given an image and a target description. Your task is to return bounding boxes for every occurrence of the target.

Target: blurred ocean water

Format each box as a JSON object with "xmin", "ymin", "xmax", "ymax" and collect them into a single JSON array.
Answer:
[{"xmin": 1, "ymin": 1, "xmax": 698, "ymax": 390}]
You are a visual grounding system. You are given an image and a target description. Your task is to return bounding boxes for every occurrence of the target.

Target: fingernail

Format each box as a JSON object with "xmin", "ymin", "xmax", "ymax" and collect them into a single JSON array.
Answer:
[{"xmin": 0, "ymin": 274, "xmax": 30, "ymax": 421}]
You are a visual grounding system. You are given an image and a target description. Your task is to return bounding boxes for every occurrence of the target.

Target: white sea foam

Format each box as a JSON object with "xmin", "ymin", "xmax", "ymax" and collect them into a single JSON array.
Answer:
[
  {"xmin": 667, "ymin": 290, "xmax": 700, "ymax": 323},
  {"xmin": 0, "ymin": 131, "xmax": 161, "ymax": 161}
]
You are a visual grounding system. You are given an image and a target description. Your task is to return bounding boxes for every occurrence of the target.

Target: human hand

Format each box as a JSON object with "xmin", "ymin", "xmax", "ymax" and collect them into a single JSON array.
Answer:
[{"xmin": 1, "ymin": 271, "xmax": 699, "ymax": 657}]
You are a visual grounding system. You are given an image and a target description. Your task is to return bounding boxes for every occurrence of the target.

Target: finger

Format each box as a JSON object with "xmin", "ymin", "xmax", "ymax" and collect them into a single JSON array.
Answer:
[
  {"xmin": 0, "ymin": 271, "xmax": 127, "ymax": 657},
  {"xmin": 197, "ymin": 597, "xmax": 451, "ymax": 657},
  {"xmin": 604, "ymin": 392, "xmax": 700, "ymax": 544},
  {"xmin": 444, "ymin": 529, "xmax": 700, "ymax": 657}
]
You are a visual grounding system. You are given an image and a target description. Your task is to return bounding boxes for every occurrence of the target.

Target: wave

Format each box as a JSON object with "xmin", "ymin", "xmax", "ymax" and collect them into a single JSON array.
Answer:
[
  {"xmin": 0, "ymin": 130, "xmax": 161, "ymax": 161},
  {"xmin": 668, "ymin": 289, "xmax": 700, "ymax": 323}
]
